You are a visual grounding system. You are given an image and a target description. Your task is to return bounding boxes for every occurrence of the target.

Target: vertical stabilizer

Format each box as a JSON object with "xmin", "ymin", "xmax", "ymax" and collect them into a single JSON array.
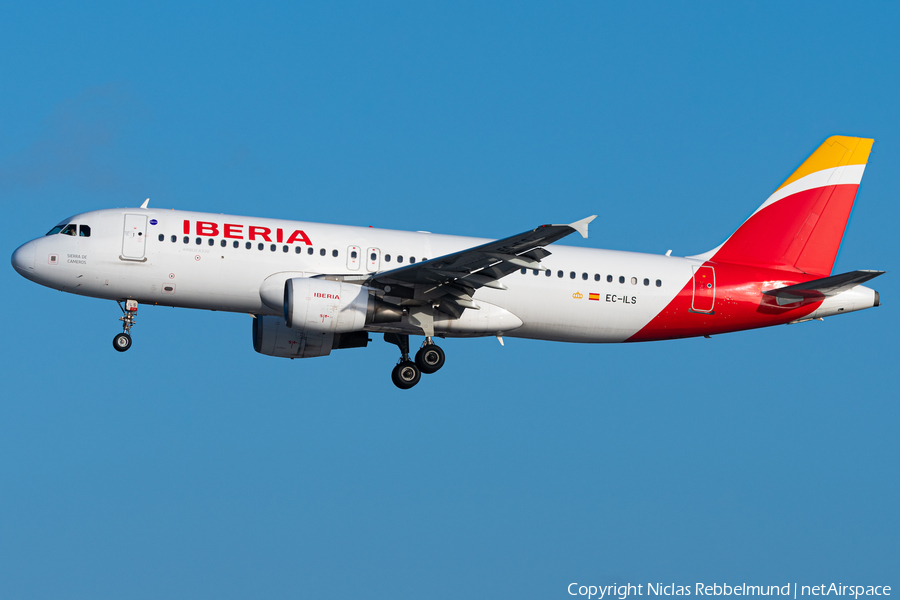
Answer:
[{"xmin": 693, "ymin": 136, "xmax": 873, "ymax": 276}]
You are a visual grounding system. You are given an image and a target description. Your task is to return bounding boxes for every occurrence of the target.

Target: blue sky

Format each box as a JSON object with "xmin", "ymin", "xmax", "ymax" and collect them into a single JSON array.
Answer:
[{"xmin": 1, "ymin": 2, "xmax": 897, "ymax": 598}]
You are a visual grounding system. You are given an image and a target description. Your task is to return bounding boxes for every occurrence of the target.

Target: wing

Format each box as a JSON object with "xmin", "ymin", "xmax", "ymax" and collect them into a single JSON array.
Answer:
[{"xmin": 365, "ymin": 215, "xmax": 596, "ymax": 320}]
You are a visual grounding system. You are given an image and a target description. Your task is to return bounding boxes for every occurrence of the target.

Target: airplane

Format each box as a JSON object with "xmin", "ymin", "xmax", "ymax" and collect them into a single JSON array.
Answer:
[{"xmin": 11, "ymin": 135, "xmax": 883, "ymax": 389}]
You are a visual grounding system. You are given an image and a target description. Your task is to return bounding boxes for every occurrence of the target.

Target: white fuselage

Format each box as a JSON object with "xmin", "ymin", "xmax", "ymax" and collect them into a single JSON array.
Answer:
[{"xmin": 13, "ymin": 208, "xmax": 695, "ymax": 343}]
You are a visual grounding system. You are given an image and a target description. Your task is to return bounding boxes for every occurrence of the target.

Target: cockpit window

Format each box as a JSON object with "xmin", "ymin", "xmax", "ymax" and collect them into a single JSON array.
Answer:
[{"xmin": 46, "ymin": 221, "xmax": 91, "ymax": 236}]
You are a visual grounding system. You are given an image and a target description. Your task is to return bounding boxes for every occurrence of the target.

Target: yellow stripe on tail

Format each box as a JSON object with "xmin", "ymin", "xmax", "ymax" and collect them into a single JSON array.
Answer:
[{"xmin": 777, "ymin": 136, "xmax": 873, "ymax": 191}]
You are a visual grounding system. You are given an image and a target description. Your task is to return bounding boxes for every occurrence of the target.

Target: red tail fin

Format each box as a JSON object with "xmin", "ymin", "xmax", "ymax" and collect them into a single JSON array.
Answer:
[{"xmin": 695, "ymin": 136, "xmax": 873, "ymax": 276}]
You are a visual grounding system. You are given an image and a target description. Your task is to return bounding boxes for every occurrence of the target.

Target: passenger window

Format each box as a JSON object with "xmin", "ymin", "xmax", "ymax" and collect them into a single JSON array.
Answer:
[
  {"xmin": 631, "ymin": 277, "xmax": 637, "ymax": 285},
  {"xmin": 594, "ymin": 274, "xmax": 600, "ymax": 281},
  {"xmin": 270, "ymin": 244, "xmax": 276, "ymax": 252},
  {"xmin": 521, "ymin": 268, "xmax": 527, "ymax": 275},
  {"xmin": 195, "ymin": 237, "xmax": 202, "ymax": 245},
  {"xmin": 158, "ymin": 234, "xmax": 165, "ymax": 242},
  {"xmin": 397, "ymin": 256, "xmax": 404, "ymax": 263},
  {"xmin": 643, "ymin": 278, "xmax": 649, "ymax": 286},
  {"xmin": 319, "ymin": 248, "xmax": 326, "ymax": 256},
  {"xmin": 208, "ymin": 238, "xmax": 215, "ymax": 246},
  {"xmin": 234, "ymin": 241, "xmax": 240, "ymax": 248},
  {"xmin": 61, "ymin": 224, "xmax": 77, "ymax": 236},
  {"xmin": 545, "ymin": 270, "xmax": 551, "ymax": 277},
  {"xmin": 333, "ymin": 250, "xmax": 339, "ymax": 257},
  {"xmin": 46, "ymin": 225, "xmax": 65, "ymax": 236},
  {"xmin": 171, "ymin": 235, "xmax": 177, "ymax": 243},
  {"xmin": 619, "ymin": 276, "xmax": 625, "ymax": 284},
  {"xmin": 307, "ymin": 247, "xmax": 314, "ymax": 255},
  {"xmin": 533, "ymin": 269, "xmax": 539, "ymax": 276},
  {"xmin": 283, "ymin": 245, "xmax": 288, "ymax": 253},
  {"xmin": 582, "ymin": 273, "xmax": 588, "ymax": 280},
  {"xmin": 410, "ymin": 257, "xmax": 416, "ymax": 263},
  {"xmin": 558, "ymin": 270, "xmax": 563, "ymax": 278},
  {"xmin": 385, "ymin": 254, "xmax": 391, "ymax": 262},
  {"xmin": 183, "ymin": 236, "xmax": 189, "ymax": 244},
  {"xmin": 607, "ymin": 275, "xmax": 612, "ymax": 282},
  {"xmin": 569, "ymin": 271, "xmax": 575, "ymax": 279},
  {"xmin": 371, "ymin": 252, "xmax": 377, "ymax": 261},
  {"xmin": 79, "ymin": 225, "xmax": 91, "ymax": 237},
  {"xmin": 258, "ymin": 243, "xmax": 264, "ymax": 250},
  {"xmin": 351, "ymin": 251, "xmax": 358, "ymax": 259},
  {"xmin": 656, "ymin": 279, "xmax": 662, "ymax": 287},
  {"xmin": 294, "ymin": 246, "xmax": 301, "ymax": 253},
  {"xmin": 220, "ymin": 240, "xmax": 227, "ymax": 247},
  {"xmin": 245, "ymin": 242, "xmax": 252, "ymax": 249}
]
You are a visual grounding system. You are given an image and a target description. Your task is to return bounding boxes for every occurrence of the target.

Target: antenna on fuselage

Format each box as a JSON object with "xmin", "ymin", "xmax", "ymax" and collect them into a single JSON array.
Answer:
[{"xmin": 140, "ymin": 198, "xmax": 150, "ymax": 209}]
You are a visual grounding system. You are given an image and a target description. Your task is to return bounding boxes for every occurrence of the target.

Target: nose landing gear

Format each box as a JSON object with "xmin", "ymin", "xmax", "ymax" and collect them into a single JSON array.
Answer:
[
  {"xmin": 384, "ymin": 333, "xmax": 446, "ymax": 389},
  {"xmin": 113, "ymin": 300, "xmax": 138, "ymax": 352}
]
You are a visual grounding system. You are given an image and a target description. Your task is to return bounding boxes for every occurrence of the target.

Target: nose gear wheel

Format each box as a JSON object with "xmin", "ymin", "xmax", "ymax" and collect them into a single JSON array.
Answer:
[{"xmin": 113, "ymin": 333, "xmax": 132, "ymax": 352}]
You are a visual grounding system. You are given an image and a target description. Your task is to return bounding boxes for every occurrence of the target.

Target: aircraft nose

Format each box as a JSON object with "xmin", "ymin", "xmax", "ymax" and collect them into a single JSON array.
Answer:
[{"xmin": 11, "ymin": 241, "xmax": 36, "ymax": 277}]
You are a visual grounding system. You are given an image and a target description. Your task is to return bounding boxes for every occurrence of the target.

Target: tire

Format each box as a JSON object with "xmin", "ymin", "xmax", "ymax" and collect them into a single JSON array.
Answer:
[
  {"xmin": 415, "ymin": 344, "xmax": 445, "ymax": 374},
  {"xmin": 391, "ymin": 361, "xmax": 421, "ymax": 389},
  {"xmin": 113, "ymin": 333, "xmax": 132, "ymax": 352}
]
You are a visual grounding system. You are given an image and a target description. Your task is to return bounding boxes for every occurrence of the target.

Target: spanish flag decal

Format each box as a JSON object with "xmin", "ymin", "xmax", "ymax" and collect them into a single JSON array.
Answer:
[{"xmin": 589, "ymin": 293, "xmax": 600, "ymax": 301}]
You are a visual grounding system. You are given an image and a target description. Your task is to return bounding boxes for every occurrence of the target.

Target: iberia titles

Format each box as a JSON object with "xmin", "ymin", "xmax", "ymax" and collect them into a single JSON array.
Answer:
[{"xmin": 182, "ymin": 220, "xmax": 312, "ymax": 245}]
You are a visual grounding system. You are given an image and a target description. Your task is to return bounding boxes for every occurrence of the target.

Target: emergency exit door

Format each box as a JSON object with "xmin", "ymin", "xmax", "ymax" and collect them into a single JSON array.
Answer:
[
  {"xmin": 691, "ymin": 265, "xmax": 715, "ymax": 313},
  {"xmin": 346, "ymin": 246, "xmax": 361, "ymax": 270},
  {"xmin": 122, "ymin": 214, "xmax": 148, "ymax": 260},
  {"xmin": 366, "ymin": 248, "xmax": 381, "ymax": 272}
]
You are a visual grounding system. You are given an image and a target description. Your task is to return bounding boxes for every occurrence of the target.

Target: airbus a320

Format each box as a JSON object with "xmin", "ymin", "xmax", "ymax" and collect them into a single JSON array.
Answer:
[{"xmin": 11, "ymin": 136, "xmax": 883, "ymax": 388}]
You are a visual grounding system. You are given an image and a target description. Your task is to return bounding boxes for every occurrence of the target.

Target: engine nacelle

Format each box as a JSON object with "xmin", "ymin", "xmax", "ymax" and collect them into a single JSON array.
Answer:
[
  {"xmin": 283, "ymin": 277, "xmax": 403, "ymax": 332},
  {"xmin": 253, "ymin": 315, "xmax": 370, "ymax": 359}
]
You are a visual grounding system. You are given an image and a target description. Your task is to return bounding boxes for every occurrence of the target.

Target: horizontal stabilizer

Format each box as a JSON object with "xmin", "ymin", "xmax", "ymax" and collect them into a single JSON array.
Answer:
[{"xmin": 763, "ymin": 270, "xmax": 884, "ymax": 305}]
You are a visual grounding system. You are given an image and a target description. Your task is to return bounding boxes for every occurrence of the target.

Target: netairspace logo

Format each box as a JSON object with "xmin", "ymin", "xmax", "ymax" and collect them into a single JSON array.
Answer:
[{"xmin": 567, "ymin": 584, "xmax": 892, "ymax": 600}]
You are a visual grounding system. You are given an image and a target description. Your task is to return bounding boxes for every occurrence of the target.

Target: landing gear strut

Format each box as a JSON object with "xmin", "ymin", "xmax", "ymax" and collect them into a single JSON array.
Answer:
[
  {"xmin": 385, "ymin": 334, "xmax": 446, "ymax": 389},
  {"xmin": 113, "ymin": 300, "xmax": 138, "ymax": 352},
  {"xmin": 385, "ymin": 333, "xmax": 419, "ymax": 389}
]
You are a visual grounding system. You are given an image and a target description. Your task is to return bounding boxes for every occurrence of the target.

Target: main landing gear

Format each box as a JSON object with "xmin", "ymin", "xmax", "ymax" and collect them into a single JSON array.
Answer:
[
  {"xmin": 415, "ymin": 342, "xmax": 445, "ymax": 374},
  {"xmin": 385, "ymin": 333, "xmax": 445, "ymax": 389},
  {"xmin": 113, "ymin": 299, "xmax": 138, "ymax": 352}
]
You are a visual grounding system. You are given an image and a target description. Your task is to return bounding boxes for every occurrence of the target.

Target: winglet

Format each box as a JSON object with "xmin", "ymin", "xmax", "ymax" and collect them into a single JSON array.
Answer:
[
  {"xmin": 140, "ymin": 198, "xmax": 150, "ymax": 209},
  {"xmin": 566, "ymin": 215, "xmax": 597, "ymax": 239}
]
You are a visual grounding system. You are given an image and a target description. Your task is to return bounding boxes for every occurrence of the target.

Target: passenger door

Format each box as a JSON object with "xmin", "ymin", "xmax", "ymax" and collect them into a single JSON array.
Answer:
[{"xmin": 121, "ymin": 214, "xmax": 148, "ymax": 260}]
